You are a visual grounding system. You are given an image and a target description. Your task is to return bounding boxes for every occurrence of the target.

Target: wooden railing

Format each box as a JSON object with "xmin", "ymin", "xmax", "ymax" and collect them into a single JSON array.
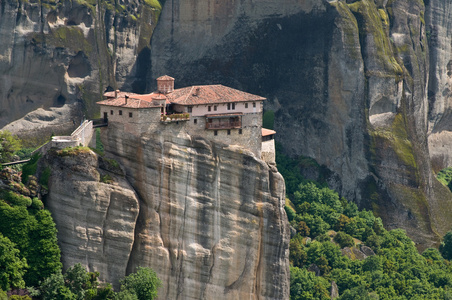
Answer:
[{"xmin": 206, "ymin": 121, "xmax": 241, "ymax": 129}]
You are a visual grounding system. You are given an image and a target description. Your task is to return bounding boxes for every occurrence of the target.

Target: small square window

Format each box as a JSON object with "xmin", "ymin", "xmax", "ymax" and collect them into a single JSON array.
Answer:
[
  {"xmin": 227, "ymin": 130, "xmax": 231, "ymax": 135},
  {"xmin": 129, "ymin": 112, "xmax": 133, "ymax": 118},
  {"xmin": 119, "ymin": 110, "xmax": 122, "ymax": 115},
  {"xmin": 253, "ymin": 102, "xmax": 256, "ymax": 108},
  {"xmin": 239, "ymin": 129, "xmax": 242, "ymax": 134},
  {"xmin": 214, "ymin": 130, "xmax": 218, "ymax": 136},
  {"xmin": 194, "ymin": 119, "xmax": 197, "ymax": 124},
  {"xmin": 245, "ymin": 103, "xmax": 248, "ymax": 108},
  {"xmin": 188, "ymin": 107, "xmax": 193, "ymax": 113},
  {"xmin": 214, "ymin": 106, "xmax": 217, "ymax": 111},
  {"xmin": 110, "ymin": 110, "xmax": 113, "ymax": 115},
  {"xmin": 208, "ymin": 106, "xmax": 211, "ymax": 112}
]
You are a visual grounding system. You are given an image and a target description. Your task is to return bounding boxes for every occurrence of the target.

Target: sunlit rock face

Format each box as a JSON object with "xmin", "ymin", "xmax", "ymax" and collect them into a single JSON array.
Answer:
[{"xmin": 45, "ymin": 122, "xmax": 290, "ymax": 299}]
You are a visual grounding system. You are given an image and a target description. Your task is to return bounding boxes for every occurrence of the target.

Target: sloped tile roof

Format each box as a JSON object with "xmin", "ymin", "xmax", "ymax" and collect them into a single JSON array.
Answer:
[
  {"xmin": 99, "ymin": 92, "xmax": 169, "ymax": 107},
  {"xmin": 157, "ymin": 75, "xmax": 175, "ymax": 81},
  {"xmin": 166, "ymin": 85, "xmax": 265, "ymax": 105},
  {"xmin": 98, "ymin": 97, "xmax": 159, "ymax": 109},
  {"xmin": 262, "ymin": 128, "xmax": 276, "ymax": 136}
]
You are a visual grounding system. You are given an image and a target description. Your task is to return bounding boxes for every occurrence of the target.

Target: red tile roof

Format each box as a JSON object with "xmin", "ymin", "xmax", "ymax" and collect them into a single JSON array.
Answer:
[
  {"xmin": 166, "ymin": 85, "xmax": 265, "ymax": 105},
  {"xmin": 100, "ymin": 82, "xmax": 265, "ymax": 108},
  {"xmin": 262, "ymin": 128, "xmax": 276, "ymax": 136},
  {"xmin": 157, "ymin": 75, "xmax": 175, "ymax": 81},
  {"xmin": 97, "ymin": 96, "xmax": 161, "ymax": 109}
]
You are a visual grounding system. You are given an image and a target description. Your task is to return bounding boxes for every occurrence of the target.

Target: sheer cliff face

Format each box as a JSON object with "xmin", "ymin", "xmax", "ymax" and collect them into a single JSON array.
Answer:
[
  {"xmin": 45, "ymin": 123, "xmax": 290, "ymax": 299},
  {"xmin": 427, "ymin": 1, "xmax": 452, "ymax": 170},
  {"xmin": 149, "ymin": 0, "xmax": 452, "ymax": 248},
  {"xmin": 0, "ymin": 0, "xmax": 159, "ymax": 138}
]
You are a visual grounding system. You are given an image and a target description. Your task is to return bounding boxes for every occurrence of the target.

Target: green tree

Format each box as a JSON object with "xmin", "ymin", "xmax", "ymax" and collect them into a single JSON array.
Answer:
[
  {"xmin": 0, "ymin": 233, "xmax": 27, "ymax": 291},
  {"xmin": 119, "ymin": 267, "xmax": 161, "ymax": 300},
  {"xmin": 40, "ymin": 272, "xmax": 75, "ymax": 300},
  {"xmin": 440, "ymin": 231, "xmax": 452, "ymax": 260},
  {"xmin": 0, "ymin": 131, "xmax": 22, "ymax": 163},
  {"xmin": 334, "ymin": 231, "xmax": 355, "ymax": 249},
  {"xmin": 0, "ymin": 195, "xmax": 62, "ymax": 287},
  {"xmin": 290, "ymin": 266, "xmax": 329, "ymax": 300}
]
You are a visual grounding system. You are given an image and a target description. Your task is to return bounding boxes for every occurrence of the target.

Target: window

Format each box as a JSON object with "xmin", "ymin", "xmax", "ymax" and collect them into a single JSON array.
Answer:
[
  {"xmin": 214, "ymin": 130, "xmax": 218, "ymax": 136},
  {"xmin": 188, "ymin": 106, "xmax": 193, "ymax": 113},
  {"xmin": 232, "ymin": 103, "xmax": 235, "ymax": 110},
  {"xmin": 245, "ymin": 103, "xmax": 248, "ymax": 108},
  {"xmin": 194, "ymin": 119, "xmax": 197, "ymax": 124},
  {"xmin": 208, "ymin": 106, "xmax": 211, "ymax": 112},
  {"xmin": 239, "ymin": 129, "xmax": 242, "ymax": 134},
  {"xmin": 161, "ymin": 107, "xmax": 164, "ymax": 113},
  {"xmin": 119, "ymin": 110, "xmax": 122, "ymax": 115},
  {"xmin": 227, "ymin": 103, "xmax": 231, "ymax": 110},
  {"xmin": 110, "ymin": 110, "xmax": 113, "ymax": 115},
  {"xmin": 253, "ymin": 102, "xmax": 256, "ymax": 108},
  {"xmin": 129, "ymin": 112, "xmax": 133, "ymax": 118},
  {"xmin": 227, "ymin": 130, "xmax": 231, "ymax": 135},
  {"xmin": 103, "ymin": 112, "xmax": 108, "ymax": 120},
  {"xmin": 214, "ymin": 106, "xmax": 217, "ymax": 111}
]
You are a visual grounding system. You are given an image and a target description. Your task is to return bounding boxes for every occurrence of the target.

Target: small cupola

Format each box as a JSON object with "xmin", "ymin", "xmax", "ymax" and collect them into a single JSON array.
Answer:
[{"xmin": 157, "ymin": 75, "xmax": 175, "ymax": 94}]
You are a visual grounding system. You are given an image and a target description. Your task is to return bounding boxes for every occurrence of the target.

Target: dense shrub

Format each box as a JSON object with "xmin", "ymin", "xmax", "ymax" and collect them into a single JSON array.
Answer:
[{"xmin": 0, "ymin": 192, "xmax": 61, "ymax": 287}]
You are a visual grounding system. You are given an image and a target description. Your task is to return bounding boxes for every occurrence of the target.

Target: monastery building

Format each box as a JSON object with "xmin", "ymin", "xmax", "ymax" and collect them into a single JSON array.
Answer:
[{"xmin": 97, "ymin": 76, "xmax": 275, "ymax": 162}]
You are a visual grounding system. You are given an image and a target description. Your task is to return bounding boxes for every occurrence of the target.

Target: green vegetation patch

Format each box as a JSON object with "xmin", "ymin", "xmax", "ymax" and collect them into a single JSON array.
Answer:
[
  {"xmin": 436, "ymin": 167, "xmax": 452, "ymax": 191},
  {"xmin": 370, "ymin": 113, "xmax": 417, "ymax": 170},
  {"xmin": 56, "ymin": 146, "xmax": 92, "ymax": 157},
  {"xmin": 263, "ymin": 110, "xmax": 275, "ymax": 130},
  {"xmin": 347, "ymin": 0, "xmax": 403, "ymax": 76},
  {"xmin": 50, "ymin": 27, "xmax": 92, "ymax": 54},
  {"xmin": 0, "ymin": 192, "xmax": 62, "ymax": 287},
  {"xmin": 288, "ymin": 179, "xmax": 452, "ymax": 299},
  {"xmin": 143, "ymin": 0, "xmax": 162, "ymax": 10}
]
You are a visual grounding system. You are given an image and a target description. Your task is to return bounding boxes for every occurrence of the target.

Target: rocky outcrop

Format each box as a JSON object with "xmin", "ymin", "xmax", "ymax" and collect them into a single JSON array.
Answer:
[
  {"xmin": 0, "ymin": 0, "xmax": 160, "ymax": 142},
  {"xmin": 44, "ymin": 148, "xmax": 140, "ymax": 286},
  {"xmin": 5, "ymin": 0, "xmax": 452, "ymax": 249},
  {"xmin": 149, "ymin": 0, "xmax": 452, "ymax": 248},
  {"xmin": 44, "ymin": 124, "xmax": 290, "ymax": 299}
]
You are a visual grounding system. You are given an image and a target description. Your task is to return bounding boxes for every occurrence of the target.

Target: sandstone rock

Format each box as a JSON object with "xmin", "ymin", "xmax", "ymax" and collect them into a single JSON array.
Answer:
[
  {"xmin": 308, "ymin": 264, "xmax": 321, "ymax": 277},
  {"xmin": 148, "ymin": 0, "xmax": 452, "ymax": 249},
  {"xmin": 0, "ymin": 0, "xmax": 161, "ymax": 140},
  {"xmin": 360, "ymin": 245, "xmax": 376, "ymax": 257},
  {"xmin": 45, "ymin": 122, "xmax": 290, "ymax": 299},
  {"xmin": 331, "ymin": 281, "xmax": 339, "ymax": 299},
  {"xmin": 45, "ymin": 149, "xmax": 140, "ymax": 286}
]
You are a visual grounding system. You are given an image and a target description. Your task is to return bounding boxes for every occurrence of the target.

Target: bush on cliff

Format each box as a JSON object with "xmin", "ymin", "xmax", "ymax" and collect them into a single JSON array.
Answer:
[
  {"xmin": 0, "ymin": 192, "xmax": 62, "ymax": 287},
  {"xmin": 40, "ymin": 264, "xmax": 160, "ymax": 300},
  {"xmin": 0, "ymin": 233, "xmax": 27, "ymax": 291},
  {"xmin": 287, "ymin": 179, "xmax": 452, "ymax": 299},
  {"xmin": 0, "ymin": 131, "xmax": 22, "ymax": 163}
]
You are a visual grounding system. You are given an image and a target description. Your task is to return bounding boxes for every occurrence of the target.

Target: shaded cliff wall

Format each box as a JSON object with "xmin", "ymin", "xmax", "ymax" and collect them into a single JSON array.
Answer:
[
  {"xmin": 0, "ymin": 0, "xmax": 160, "ymax": 142},
  {"xmin": 44, "ymin": 123, "xmax": 290, "ymax": 299},
  {"xmin": 150, "ymin": 0, "xmax": 452, "ymax": 248},
  {"xmin": 426, "ymin": 1, "xmax": 452, "ymax": 170}
]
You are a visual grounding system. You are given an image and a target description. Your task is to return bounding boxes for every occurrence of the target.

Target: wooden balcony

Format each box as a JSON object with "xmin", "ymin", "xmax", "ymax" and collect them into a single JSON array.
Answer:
[{"xmin": 205, "ymin": 120, "xmax": 241, "ymax": 129}]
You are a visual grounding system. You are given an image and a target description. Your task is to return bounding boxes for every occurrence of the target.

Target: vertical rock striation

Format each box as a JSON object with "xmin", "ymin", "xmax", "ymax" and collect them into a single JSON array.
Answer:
[
  {"xmin": 149, "ymin": 0, "xmax": 452, "ymax": 248},
  {"xmin": 0, "ymin": 0, "xmax": 160, "ymax": 141},
  {"xmin": 44, "ymin": 123, "xmax": 290, "ymax": 299}
]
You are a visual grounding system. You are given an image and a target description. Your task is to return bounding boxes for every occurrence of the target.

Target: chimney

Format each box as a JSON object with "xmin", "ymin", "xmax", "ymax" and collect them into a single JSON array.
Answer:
[
  {"xmin": 125, "ymin": 94, "xmax": 129, "ymax": 105},
  {"xmin": 115, "ymin": 90, "xmax": 119, "ymax": 98},
  {"xmin": 157, "ymin": 75, "xmax": 175, "ymax": 94}
]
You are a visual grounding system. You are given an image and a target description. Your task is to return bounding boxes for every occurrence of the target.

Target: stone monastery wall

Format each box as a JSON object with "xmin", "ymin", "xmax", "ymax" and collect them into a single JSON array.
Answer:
[{"xmin": 100, "ymin": 105, "xmax": 263, "ymax": 157}]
